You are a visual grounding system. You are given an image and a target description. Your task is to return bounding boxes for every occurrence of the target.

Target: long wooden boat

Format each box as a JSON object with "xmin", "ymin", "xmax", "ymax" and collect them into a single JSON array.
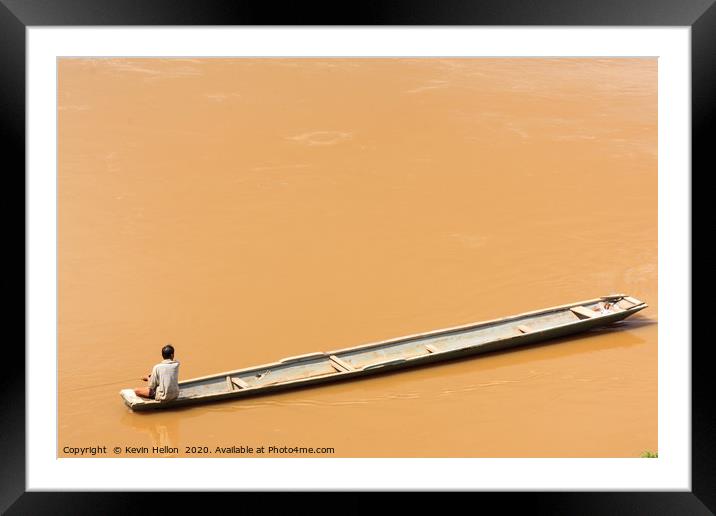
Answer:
[{"xmin": 120, "ymin": 294, "xmax": 646, "ymax": 411}]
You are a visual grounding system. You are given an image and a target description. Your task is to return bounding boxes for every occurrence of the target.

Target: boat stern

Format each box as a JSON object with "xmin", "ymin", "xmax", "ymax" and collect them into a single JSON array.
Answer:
[
  {"xmin": 608, "ymin": 295, "xmax": 648, "ymax": 320},
  {"xmin": 621, "ymin": 295, "xmax": 647, "ymax": 309},
  {"xmin": 600, "ymin": 294, "xmax": 647, "ymax": 310}
]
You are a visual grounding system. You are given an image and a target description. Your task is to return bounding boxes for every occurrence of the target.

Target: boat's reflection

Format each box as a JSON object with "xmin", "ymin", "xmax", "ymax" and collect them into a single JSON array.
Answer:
[{"xmin": 120, "ymin": 410, "xmax": 181, "ymax": 449}]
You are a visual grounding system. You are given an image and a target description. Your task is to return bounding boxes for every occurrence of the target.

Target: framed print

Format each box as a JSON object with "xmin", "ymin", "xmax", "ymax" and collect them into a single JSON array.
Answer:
[{"xmin": 5, "ymin": 0, "xmax": 709, "ymax": 513}]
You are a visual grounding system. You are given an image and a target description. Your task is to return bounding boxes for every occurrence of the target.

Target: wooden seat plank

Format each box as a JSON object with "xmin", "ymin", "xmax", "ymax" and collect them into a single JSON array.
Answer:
[
  {"xmin": 231, "ymin": 377, "xmax": 250, "ymax": 389},
  {"xmin": 329, "ymin": 355, "xmax": 354, "ymax": 372}
]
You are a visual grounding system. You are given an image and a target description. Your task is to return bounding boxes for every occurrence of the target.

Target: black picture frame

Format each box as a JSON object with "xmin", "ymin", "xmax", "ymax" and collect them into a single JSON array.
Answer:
[{"xmin": 5, "ymin": 1, "xmax": 708, "ymax": 513}]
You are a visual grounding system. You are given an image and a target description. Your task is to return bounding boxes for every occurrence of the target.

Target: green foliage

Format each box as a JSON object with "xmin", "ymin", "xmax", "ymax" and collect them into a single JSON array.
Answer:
[{"xmin": 640, "ymin": 451, "xmax": 658, "ymax": 458}]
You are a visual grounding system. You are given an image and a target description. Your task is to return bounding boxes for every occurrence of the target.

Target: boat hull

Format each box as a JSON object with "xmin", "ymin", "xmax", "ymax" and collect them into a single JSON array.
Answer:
[{"xmin": 120, "ymin": 295, "xmax": 647, "ymax": 411}]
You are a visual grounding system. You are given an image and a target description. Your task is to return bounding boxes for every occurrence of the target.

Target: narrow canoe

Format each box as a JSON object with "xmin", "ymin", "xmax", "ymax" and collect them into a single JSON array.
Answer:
[{"xmin": 120, "ymin": 294, "xmax": 647, "ymax": 411}]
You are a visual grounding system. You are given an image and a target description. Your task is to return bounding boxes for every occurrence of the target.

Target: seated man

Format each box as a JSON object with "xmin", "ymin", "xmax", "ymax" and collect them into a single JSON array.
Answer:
[{"xmin": 134, "ymin": 344, "xmax": 180, "ymax": 402}]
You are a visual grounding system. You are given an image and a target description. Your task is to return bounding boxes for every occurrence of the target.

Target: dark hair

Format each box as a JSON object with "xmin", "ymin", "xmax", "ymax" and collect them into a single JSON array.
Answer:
[{"xmin": 162, "ymin": 344, "xmax": 175, "ymax": 359}]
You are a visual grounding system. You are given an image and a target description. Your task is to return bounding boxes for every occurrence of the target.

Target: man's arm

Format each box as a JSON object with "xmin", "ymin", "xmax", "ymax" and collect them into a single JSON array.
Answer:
[{"xmin": 148, "ymin": 366, "xmax": 159, "ymax": 389}]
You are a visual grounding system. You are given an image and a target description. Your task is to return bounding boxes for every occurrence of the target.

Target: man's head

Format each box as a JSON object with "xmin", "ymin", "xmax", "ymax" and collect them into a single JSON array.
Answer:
[{"xmin": 162, "ymin": 344, "xmax": 175, "ymax": 359}]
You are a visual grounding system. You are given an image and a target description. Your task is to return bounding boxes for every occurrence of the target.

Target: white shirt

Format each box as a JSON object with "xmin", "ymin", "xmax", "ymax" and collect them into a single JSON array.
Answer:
[{"xmin": 148, "ymin": 359, "xmax": 180, "ymax": 401}]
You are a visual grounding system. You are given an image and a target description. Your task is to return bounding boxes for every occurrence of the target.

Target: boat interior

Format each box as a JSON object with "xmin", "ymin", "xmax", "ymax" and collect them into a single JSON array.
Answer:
[{"xmin": 164, "ymin": 295, "xmax": 644, "ymax": 401}]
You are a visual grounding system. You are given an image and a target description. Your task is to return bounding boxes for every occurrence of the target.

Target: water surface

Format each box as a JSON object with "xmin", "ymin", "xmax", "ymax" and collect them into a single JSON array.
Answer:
[{"xmin": 58, "ymin": 58, "xmax": 657, "ymax": 457}]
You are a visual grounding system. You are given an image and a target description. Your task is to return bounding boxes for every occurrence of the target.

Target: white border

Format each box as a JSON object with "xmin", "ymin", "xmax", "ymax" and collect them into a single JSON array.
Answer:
[{"xmin": 27, "ymin": 27, "xmax": 690, "ymax": 490}]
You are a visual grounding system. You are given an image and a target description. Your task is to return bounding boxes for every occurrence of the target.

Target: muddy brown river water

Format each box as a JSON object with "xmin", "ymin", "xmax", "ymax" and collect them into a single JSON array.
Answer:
[{"xmin": 58, "ymin": 58, "xmax": 657, "ymax": 457}]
